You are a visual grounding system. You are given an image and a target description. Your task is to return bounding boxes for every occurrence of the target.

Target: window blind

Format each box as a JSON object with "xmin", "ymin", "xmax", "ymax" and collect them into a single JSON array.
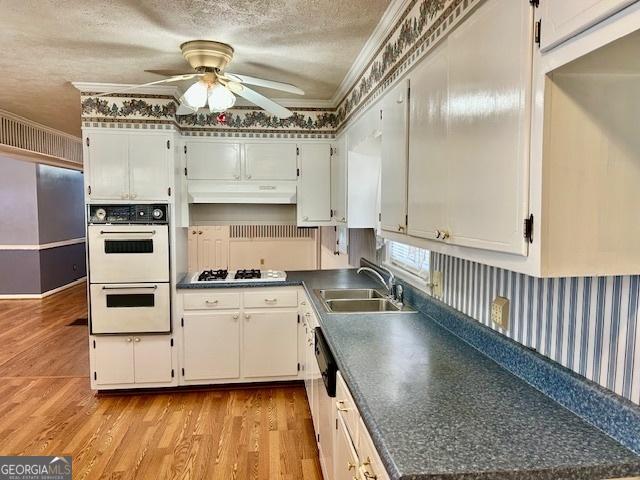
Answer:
[{"xmin": 388, "ymin": 241, "xmax": 430, "ymax": 279}]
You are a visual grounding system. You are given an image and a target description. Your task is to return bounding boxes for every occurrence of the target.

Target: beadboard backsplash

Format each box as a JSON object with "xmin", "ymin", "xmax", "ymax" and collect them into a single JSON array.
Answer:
[{"xmin": 431, "ymin": 253, "xmax": 640, "ymax": 405}]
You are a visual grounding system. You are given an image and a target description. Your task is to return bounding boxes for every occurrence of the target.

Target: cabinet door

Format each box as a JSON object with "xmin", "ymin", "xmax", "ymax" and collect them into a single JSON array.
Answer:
[
  {"xmin": 446, "ymin": 0, "xmax": 531, "ymax": 255},
  {"xmin": 197, "ymin": 226, "xmax": 229, "ymax": 270},
  {"xmin": 187, "ymin": 228, "xmax": 199, "ymax": 272},
  {"xmin": 407, "ymin": 43, "xmax": 449, "ymax": 241},
  {"xmin": 298, "ymin": 143, "xmax": 332, "ymax": 225},
  {"xmin": 331, "ymin": 137, "xmax": 348, "ymax": 224},
  {"xmin": 319, "ymin": 386, "xmax": 335, "ymax": 480},
  {"xmin": 334, "ymin": 414, "xmax": 360, "ymax": 480},
  {"xmin": 133, "ymin": 335, "xmax": 173, "ymax": 384},
  {"xmin": 245, "ymin": 143, "xmax": 297, "ymax": 180},
  {"xmin": 86, "ymin": 132, "xmax": 129, "ymax": 200},
  {"xmin": 380, "ymin": 80, "xmax": 409, "ymax": 233},
  {"xmin": 304, "ymin": 322, "xmax": 314, "ymax": 404},
  {"xmin": 129, "ymin": 134, "xmax": 170, "ymax": 200},
  {"xmin": 93, "ymin": 336, "xmax": 134, "ymax": 385},
  {"xmin": 183, "ymin": 312, "xmax": 241, "ymax": 381},
  {"xmin": 243, "ymin": 310, "xmax": 298, "ymax": 378},
  {"xmin": 540, "ymin": 0, "xmax": 636, "ymax": 51},
  {"xmin": 186, "ymin": 141, "xmax": 241, "ymax": 180}
]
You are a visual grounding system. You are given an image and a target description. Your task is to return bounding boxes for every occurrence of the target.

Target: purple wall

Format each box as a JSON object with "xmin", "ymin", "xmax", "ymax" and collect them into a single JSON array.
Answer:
[{"xmin": 0, "ymin": 157, "xmax": 85, "ymax": 295}]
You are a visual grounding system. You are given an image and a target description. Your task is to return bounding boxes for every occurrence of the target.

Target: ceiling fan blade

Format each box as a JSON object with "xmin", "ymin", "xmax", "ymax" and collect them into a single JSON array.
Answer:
[
  {"xmin": 92, "ymin": 74, "xmax": 203, "ymax": 98},
  {"xmin": 145, "ymin": 69, "xmax": 197, "ymax": 77},
  {"xmin": 225, "ymin": 72, "xmax": 304, "ymax": 96},
  {"xmin": 176, "ymin": 102, "xmax": 198, "ymax": 116},
  {"xmin": 233, "ymin": 85, "xmax": 294, "ymax": 118}
]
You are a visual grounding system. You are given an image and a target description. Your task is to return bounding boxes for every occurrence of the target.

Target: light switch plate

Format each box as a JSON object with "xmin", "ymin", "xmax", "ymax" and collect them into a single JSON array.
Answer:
[
  {"xmin": 431, "ymin": 271, "xmax": 443, "ymax": 298},
  {"xmin": 491, "ymin": 296, "xmax": 509, "ymax": 330}
]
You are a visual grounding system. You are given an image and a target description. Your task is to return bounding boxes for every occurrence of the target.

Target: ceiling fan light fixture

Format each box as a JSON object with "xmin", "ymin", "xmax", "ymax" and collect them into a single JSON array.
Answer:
[
  {"xmin": 183, "ymin": 80, "xmax": 209, "ymax": 108},
  {"xmin": 208, "ymin": 83, "xmax": 236, "ymax": 112}
]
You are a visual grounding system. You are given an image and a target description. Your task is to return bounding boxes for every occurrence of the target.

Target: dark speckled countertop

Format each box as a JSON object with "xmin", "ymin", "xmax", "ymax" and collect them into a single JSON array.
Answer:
[{"xmin": 178, "ymin": 269, "xmax": 640, "ymax": 480}]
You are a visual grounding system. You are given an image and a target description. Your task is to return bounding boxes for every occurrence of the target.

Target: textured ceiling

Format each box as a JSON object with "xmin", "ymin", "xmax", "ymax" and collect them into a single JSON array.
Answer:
[{"xmin": 0, "ymin": 0, "xmax": 389, "ymax": 136}]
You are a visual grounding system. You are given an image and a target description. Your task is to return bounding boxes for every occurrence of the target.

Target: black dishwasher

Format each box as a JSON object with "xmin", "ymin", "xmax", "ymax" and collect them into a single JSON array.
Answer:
[{"xmin": 315, "ymin": 327, "xmax": 337, "ymax": 397}]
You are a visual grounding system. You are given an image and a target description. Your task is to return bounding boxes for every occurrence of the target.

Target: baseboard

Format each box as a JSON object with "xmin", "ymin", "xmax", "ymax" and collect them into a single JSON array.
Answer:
[{"xmin": 0, "ymin": 277, "xmax": 86, "ymax": 299}]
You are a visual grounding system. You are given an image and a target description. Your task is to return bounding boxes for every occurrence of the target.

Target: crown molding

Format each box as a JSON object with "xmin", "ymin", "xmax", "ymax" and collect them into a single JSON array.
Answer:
[{"xmin": 330, "ymin": 0, "xmax": 413, "ymax": 106}]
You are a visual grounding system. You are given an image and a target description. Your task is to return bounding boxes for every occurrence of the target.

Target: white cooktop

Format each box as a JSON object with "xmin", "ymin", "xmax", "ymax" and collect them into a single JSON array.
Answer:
[{"xmin": 191, "ymin": 270, "xmax": 287, "ymax": 284}]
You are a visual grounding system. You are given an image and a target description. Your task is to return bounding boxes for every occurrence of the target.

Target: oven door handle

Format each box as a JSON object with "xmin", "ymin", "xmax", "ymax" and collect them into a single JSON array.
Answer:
[
  {"xmin": 101, "ymin": 285, "xmax": 158, "ymax": 291},
  {"xmin": 99, "ymin": 230, "xmax": 156, "ymax": 235}
]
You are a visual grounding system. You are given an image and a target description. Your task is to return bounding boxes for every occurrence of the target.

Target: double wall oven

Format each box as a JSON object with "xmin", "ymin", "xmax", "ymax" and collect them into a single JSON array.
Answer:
[{"xmin": 87, "ymin": 204, "xmax": 170, "ymax": 334}]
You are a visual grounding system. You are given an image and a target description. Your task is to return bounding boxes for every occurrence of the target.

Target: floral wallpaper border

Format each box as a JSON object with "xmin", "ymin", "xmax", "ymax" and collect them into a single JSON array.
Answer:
[
  {"xmin": 335, "ymin": 0, "xmax": 484, "ymax": 130},
  {"xmin": 79, "ymin": 0, "xmax": 483, "ymax": 135},
  {"xmin": 80, "ymin": 95, "xmax": 337, "ymax": 135}
]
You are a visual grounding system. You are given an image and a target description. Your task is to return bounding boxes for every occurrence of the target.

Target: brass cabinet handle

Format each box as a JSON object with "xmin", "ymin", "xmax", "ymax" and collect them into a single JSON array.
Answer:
[
  {"xmin": 205, "ymin": 299, "xmax": 219, "ymax": 305},
  {"xmin": 264, "ymin": 298, "xmax": 277, "ymax": 304},
  {"xmin": 336, "ymin": 400, "xmax": 348, "ymax": 412},
  {"xmin": 232, "ymin": 314, "xmax": 239, "ymax": 320},
  {"xmin": 245, "ymin": 313, "xmax": 251, "ymax": 320},
  {"xmin": 347, "ymin": 462, "xmax": 356, "ymax": 471}
]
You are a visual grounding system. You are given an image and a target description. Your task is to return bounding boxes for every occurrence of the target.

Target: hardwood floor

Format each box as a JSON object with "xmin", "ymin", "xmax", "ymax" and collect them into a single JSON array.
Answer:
[{"xmin": 0, "ymin": 283, "xmax": 323, "ymax": 480}]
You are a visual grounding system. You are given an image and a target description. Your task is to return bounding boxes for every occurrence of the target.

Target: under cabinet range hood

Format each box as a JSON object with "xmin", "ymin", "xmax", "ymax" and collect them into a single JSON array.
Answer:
[{"xmin": 188, "ymin": 182, "xmax": 297, "ymax": 204}]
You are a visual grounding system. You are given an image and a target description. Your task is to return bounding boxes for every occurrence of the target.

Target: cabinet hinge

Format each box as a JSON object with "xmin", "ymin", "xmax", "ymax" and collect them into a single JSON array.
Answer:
[
  {"xmin": 296, "ymin": 147, "xmax": 300, "ymax": 155},
  {"xmin": 184, "ymin": 145, "xmax": 187, "ymax": 154},
  {"xmin": 330, "ymin": 209, "xmax": 334, "ymax": 218},
  {"xmin": 297, "ymin": 362, "xmax": 300, "ymax": 372},
  {"xmin": 171, "ymin": 369, "xmax": 175, "ymax": 378},
  {"xmin": 330, "ymin": 147, "xmax": 334, "ymax": 156},
  {"xmin": 524, "ymin": 214, "xmax": 534, "ymax": 243},
  {"xmin": 405, "ymin": 214, "xmax": 409, "ymax": 227},
  {"xmin": 86, "ymin": 137, "xmax": 90, "ymax": 147},
  {"xmin": 317, "ymin": 433, "xmax": 320, "ymax": 443},
  {"xmin": 170, "ymin": 338, "xmax": 174, "ymax": 347},
  {"xmin": 380, "ymin": 109, "xmax": 383, "ymax": 121},
  {"xmin": 181, "ymin": 318, "xmax": 184, "ymax": 327},
  {"xmin": 378, "ymin": 212, "xmax": 382, "ymax": 222},
  {"xmin": 296, "ymin": 168, "xmax": 300, "ymax": 177},
  {"xmin": 529, "ymin": 0, "xmax": 539, "ymax": 7},
  {"xmin": 297, "ymin": 314, "xmax": 301, "ymax": 324},
  {"xmin": 167, "ymin": 140, "xmax": 171, "ymax": 150},
  {"xmin": 181, "ymin": 367, "xmax": 185, "ymax": 376},
  {"xmin": 184, "ymin": 167, "xmax": 188, "ymax": 176},
  {"xmin": 92, "ymin": 340, "xmax": 96, "ymax": 349},
  {"xmin": 336, "ymin": 418, "xmax": 338, "ymax": 430},
  {"xmin": 93, "ymin": 372, "xmax": 97, "ymax": 381},
  {"xmin": 534, "ymin": 20, "xmax": 542, "ymax": 46},
  {"xmin": 87, "ymin": 185, "xmax": 92, "ymax": 195},
  {"xmin": 167, "ymin": 187, "xmax": 172, "ymax": 196}
]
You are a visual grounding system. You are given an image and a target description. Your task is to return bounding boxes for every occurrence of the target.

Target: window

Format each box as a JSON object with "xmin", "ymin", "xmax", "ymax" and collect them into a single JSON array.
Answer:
[{"xmin": 387, "ymin": 240, "xmax": 430, "ymax": 280}]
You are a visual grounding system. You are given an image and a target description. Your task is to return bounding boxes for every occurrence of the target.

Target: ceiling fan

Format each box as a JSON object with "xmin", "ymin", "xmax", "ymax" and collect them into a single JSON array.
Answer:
[{"xmin": 93, "ymin": 40, "xmax": 305, "ymax": 118}]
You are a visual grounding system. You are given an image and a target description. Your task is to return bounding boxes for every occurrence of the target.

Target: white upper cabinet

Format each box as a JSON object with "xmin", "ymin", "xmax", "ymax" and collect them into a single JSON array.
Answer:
[
  {"xmin": 380, "ymin": 79, "xmax": 409, "ymax": 234},
  {"xmin": 86, "ymin": 132, "xmax": 129, "ymax": 200},
  {"xmin": 245, "ymin": 143, "xmax": 297, "ymax": 180},
  {"xmin": 297, "ymin": 143, "xmax": 332, "ymax": 225},
  {"xmin": 445, "ymin": 0, "xmax": 532, "ymax": 255},
  {"xmin": 331, "ymin": 136, "xmax": 347, "ymax": 224},
  {"xmin": 539, "ymin": 0, "xmax": 637, "ymax": 51},
  {"xmin": 407, "ymin": 43, "xmax": 449, "ymax": 241},
  {"xmin": 129, "ymin": 134, "xmax": 171, "ymax": 201},
  {"xmin": 85, "ymin": 131, "xmax": 171, "ymax": 201},
  {"xmin": 186, "ymin": 141, "xmax": 241, "ymax": 180}
]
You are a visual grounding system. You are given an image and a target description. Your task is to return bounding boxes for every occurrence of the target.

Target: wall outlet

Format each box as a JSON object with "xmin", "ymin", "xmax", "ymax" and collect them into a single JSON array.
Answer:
[
  {"xmin": 431, "ymin": 271, "xmax": 443, "ymax": 298},
  {"xmin": 491, "ymin": 296, "xmax": 509, "ymax": 330}
]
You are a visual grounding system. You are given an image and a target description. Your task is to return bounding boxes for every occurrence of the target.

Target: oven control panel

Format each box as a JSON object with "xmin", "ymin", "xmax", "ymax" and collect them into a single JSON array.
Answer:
[{"xmin": 88, "ymin": 204, "xmax": 168, "ymax": 224}]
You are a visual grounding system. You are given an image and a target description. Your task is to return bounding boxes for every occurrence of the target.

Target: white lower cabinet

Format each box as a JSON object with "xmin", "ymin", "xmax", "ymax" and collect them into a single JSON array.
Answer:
[
  {"xmin": 178, "ymin": 287, "xmax": 301, "ymax": 385},
  {"xmin": 243, "ymin": 310, "xmax": 298, "ymax": 378},
  {"xmin": 182, "ymin": 312, "xmax": 241, "ymax": 381},
  {"xmin": 91, "ymin": 334, "xmax": 175, "ymax": 388},
  {"xmin": 335, "ymin": 414, "xmax": 360, "ymax": 480}
]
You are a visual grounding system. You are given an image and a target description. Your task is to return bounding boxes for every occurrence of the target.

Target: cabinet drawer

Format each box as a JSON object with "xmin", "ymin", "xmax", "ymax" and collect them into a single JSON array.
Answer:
[
  {"xmin": 183, "ymin": 291, "xmax": 241, "ymax": 310},
  {"xmin": 336, "ymin": 371, "xmax": 359, "ymax": 440},
  {"xmin": 357, "ymin": 417, "xmax": 390, "ymax": 480},
  {"xmin": 244, "ymin": 289, "xmax": 298, "ymax": 308}
]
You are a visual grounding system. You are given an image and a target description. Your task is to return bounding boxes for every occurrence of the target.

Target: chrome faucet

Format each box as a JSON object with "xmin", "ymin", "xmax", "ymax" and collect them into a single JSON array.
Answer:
[{"xmin": 357, "ymin": 266, "xmax": 401, "ymax": 303}]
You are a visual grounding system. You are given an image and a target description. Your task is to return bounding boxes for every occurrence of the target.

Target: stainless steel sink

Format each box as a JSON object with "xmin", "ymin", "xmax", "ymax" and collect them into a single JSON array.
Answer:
[
  {"xmin": 317, "ymin": 288, "xmax": 385, "ymax": 300},
  {"xmin": 324, "ymin": 298, "xmax": 403, "ymax": 312}
]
